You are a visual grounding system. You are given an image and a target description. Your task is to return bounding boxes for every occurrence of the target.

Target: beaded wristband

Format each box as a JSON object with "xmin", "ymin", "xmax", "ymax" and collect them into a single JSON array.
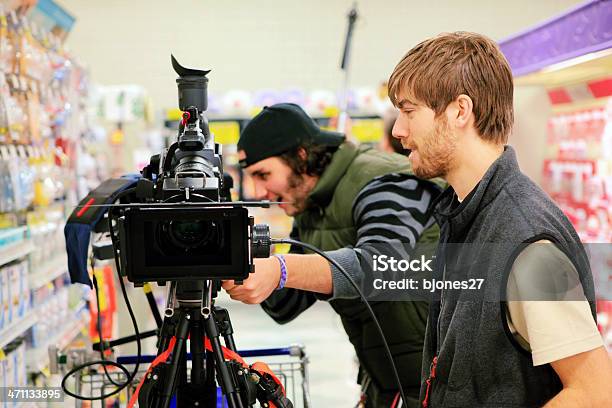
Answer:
[{"xmin": 273, "ymin": 254, "xmax": 288, "ymax": 290}]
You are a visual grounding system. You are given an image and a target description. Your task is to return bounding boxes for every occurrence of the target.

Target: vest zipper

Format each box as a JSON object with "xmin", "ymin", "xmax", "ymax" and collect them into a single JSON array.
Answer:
[
  {"xmin": 436, "ymin": 222, "xmax": 451, "ymax": 356},
  {"xmin": 427, "ymin": 222, "xmax": 449, "ymax": 407},
  {"xmin": 422, "ymin": 356, "xmax": 438, "ymax": 407},
  {"xmin": 437, "ymin": 263, "xmax": 446, "ymax": 354}
]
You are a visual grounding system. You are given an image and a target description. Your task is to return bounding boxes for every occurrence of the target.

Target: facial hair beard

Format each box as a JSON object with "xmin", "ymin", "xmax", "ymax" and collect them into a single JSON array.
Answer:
[
  {"xmin": 285, "ymin": 171, "xmax": 312, "ymax": 215},
  {"xmin": 413, "ymin": 116, "xmax": 457, "ymax": 180}
]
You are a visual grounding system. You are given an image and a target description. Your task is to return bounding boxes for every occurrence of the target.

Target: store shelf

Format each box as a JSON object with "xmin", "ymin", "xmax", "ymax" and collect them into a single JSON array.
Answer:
[
  {"xmin": 0, "ymin": 240, "xmax": 35, "ymax": 268},
  {"xmin": 26, "ymin": 303, "xmax": 88, "ymax": 373},
  {"xmin": 0, "ymin": 311, "xmax": 38, "ymax": 349},
  {"xmin": 29, "ymin": 255, "xmax": 68, "ymax": 290}
]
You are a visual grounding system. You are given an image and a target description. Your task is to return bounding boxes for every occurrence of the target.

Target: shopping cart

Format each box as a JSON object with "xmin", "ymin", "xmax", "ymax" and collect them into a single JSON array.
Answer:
[{"xmin": 67, "ymin": 344, "xmax": 310, "ymax": 408}]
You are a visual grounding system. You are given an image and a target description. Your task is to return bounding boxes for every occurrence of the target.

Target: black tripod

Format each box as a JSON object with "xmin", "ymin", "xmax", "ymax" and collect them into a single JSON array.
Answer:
[{"xmin": 135, "ymin": 280, "xmax": 292, "ymax": 408}]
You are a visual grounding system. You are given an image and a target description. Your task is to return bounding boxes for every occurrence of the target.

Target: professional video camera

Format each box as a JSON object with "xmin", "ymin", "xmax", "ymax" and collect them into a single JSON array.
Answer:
[
  {"xmin": 63, "ymin": 56, "xmax": 292, "ymax": 408},
  {"xmin": 114, "ymin": 55, "xmax": 271, "ymax": 286}
]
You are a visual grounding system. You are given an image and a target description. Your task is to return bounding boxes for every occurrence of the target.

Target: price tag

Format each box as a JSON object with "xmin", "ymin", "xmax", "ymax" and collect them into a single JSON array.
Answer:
[
  {"xmin": 41, "ymin": 33, "xmax": 49, "ymax": 48},
  {"xmin": 0, "ymin": 348, "xmax": 6, "ymax": 361},
  {"xmin": 5, "ymin": 74, "xmax": 14, "ymax": 89},
  {"xmin": 16, "ymin": 145, "xmax": 26, "ymax": 158},
  {"xmin": 21, "ymin": 16, "xmax": 30, "ymax": 34},
  {"xmin": 0, "ymin": 145, "xmax": 8, "ymax": 160},
  {"xmin": 8, "ymin": 75, "xmax": 17, "ymax": 90},
  {"xmin": 26, "ymin": 145, "xmax": 34, "ymax": 157},
  {"xmin": 7, "ymin": 144, "xmax": 17, "ymax": 158}
]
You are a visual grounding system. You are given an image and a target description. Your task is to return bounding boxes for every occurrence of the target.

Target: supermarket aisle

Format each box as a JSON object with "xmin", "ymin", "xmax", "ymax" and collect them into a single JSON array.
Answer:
[{"xmin": 116, "ymin": 284, "xmax": 360, "ymax": 407}]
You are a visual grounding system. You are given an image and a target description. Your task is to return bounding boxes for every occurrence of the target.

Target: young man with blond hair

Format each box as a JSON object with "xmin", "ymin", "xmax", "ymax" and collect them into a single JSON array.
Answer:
[{"xmin": 388, "ymin": 31, "xmax": 612, "ymax": 407}]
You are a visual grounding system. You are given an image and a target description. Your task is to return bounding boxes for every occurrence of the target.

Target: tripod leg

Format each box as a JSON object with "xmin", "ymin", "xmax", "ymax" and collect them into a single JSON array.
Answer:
[
  {"xmin": 176, "ymin": 314, "xmax": 216, "ymax": 407},
  {"xmin": 204, "ymin": 314, "xmax": 245, "ymax": 408},
  {"xmin": 214, "ymin": 307, "xmax": 237, "ymax": 351},
  {"xmin": 140, "ymin": 310, "xmax": 190, "ymax": 408},
  {"xmin": 204, "ymin": 349, "xmax": 217, "ymax": 406},
  {"xmin": 156, "ymin": 309, "xmax": 177, "ymax": 356},
  {"xmin": 159, "ymin": 311, "xmax": 190, "ymax": 407},
  {"xmin": 174, "ymin": 343, "xmax": 190, "ymax": 407},
  {"xmin": 191, "ymin": 317, "xmax": 205, "ymax": 386},
  {"xmin": 144, "ymin": 282, "xmax": 163, "ymax": 328}
]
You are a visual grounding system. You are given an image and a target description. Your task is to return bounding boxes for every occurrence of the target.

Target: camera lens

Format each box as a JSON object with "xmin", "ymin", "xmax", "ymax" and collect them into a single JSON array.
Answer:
[{"xmin": 168, "ymin": 220, "xmax": 217, "ymax": 249}]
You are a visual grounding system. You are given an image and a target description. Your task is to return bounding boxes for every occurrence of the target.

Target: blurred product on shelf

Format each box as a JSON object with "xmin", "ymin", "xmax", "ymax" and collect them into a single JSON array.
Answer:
[
  {"xmin": 542, "ymin": 100, "xmax": 612, "ymax": 242},
  {"xmin": 210, "ymin": 86, "xmax": 392, "ymax": 120},
  {"xmin": 0, "ymin": 337, "xmax": 28, "ymax": 404},
  {"xmin": 87, "ymin": 265, "xmax": 116, "ymax": 348},
  {"xmin": 0, "ymin": 1, "xmax": 91, "ymax": 392}
]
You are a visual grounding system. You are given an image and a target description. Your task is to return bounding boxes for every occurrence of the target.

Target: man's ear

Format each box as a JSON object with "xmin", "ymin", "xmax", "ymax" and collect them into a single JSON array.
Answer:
[
  {"xmin": 238, "ymin": 150, "xmax": 247, "ymax": 161},
  {"xmin": 297, "ymin": 147, "xmax": 307, "ymax": 161},
  {"xmin": 454, "ymin": 94, "xmax": 473, "ymax": 129}
]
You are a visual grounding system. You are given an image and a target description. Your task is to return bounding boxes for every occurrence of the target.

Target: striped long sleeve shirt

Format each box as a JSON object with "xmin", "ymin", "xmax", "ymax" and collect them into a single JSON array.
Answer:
[{"xmin": 261, "ymin": 173, "xmax": 439, "ymax": 324}]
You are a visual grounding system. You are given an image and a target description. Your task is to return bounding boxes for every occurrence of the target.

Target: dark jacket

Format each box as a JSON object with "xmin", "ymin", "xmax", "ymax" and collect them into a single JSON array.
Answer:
[{"xmin": 421, "ymin": 146, "xmax": 596, "ymax": 407}]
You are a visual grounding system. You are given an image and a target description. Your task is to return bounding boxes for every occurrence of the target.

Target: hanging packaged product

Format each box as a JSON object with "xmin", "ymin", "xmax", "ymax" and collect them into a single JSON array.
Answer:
[
  {"xmin": 32, "ymin": 150, "xmax": 57, "ymax": 207},
  {"xmin": 0, "ymin": 73, "xmax": 9, "ymax": 143},
  {"xmin": 4, "ymin": 74, "xmax": 26, "ymax": 143},
  {"xmin": 0, "ymin": 145, "xmax": 14, "ymax": 212},
  {"xmin": 26, "ymin": 80, "xmax": 41, "ymax": 143},
  {"xmin": 1, "ymin": 146, "xmax": 34, "ymax": 212},
  {"xmin": 0, "ymin": 6, "xmax": 16, "ymax": 72},
  {"xmin": 0, "ymin": 265, "xmax": 6, "ymax": 330}
]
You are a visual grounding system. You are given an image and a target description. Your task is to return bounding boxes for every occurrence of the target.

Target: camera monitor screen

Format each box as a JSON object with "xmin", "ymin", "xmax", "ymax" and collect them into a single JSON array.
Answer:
[{"xmin": 119, "ymin": 206, "xmax": 251, "ymax": 283}]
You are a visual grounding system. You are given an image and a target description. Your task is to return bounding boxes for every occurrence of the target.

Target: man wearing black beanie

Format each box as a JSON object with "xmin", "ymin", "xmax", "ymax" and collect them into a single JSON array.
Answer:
[{"xmin": 222, "ymin": 103, "xmax": 442, "ymax": 407}]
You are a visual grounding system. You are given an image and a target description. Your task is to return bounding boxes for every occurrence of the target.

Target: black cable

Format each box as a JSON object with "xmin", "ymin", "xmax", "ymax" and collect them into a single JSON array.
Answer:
[
  {"xmin": 61, "ymin": 188, "xmax": 143, "ymax": 401},
  {"xmin": 61, "ymin": 360, "xmax": 130, "ymax": 401},
  {"xmin": 271, "ymin": 238, "xmax": 407, "ymax": 406},
  {"xmin": 108, "ymin": 206, "xmax": 144, "ymax": 384}
]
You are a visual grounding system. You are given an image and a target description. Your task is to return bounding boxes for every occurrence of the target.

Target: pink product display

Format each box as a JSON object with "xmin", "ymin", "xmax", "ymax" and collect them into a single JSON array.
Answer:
[
  {"xmin": 542, "ymin": 104, "xmax": 612, "ymax": 349},
  {"xmin": 547, "ymin": 108, "xmax": 607, "ymax": 146},
  {"xmin": 542, "ymin": 106, "xmax": 612, "ymax": 243},
  {"xmin": 542, "ymin": 159, "xmax": 611, "ymax": 242}
]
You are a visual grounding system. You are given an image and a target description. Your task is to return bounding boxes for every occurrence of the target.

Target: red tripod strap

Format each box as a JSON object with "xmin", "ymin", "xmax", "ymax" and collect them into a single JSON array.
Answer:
[
  {"xmin": 204, "ymin": 338, "xmax": 248, "ymax": 367},
  {"xmin": 127, "ymin": 336, "xmax": 177, "ymax": 408},
  {"xmin": 125, "ymin": 337, "xmax": 286, "ymax": 408},
  {"xmin": 391, "ymin": 391, "xmax": 401, "ymax": 408},
  {"xmin": 203, "ymin": 339, "xmax": 287, "ymax": 404}
]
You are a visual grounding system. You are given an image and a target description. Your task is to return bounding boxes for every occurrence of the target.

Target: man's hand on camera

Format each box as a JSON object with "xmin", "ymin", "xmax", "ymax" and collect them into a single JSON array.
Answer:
[{"xmin": 222, "ymin": 257, "xmax": 281, "ymax": 304}]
